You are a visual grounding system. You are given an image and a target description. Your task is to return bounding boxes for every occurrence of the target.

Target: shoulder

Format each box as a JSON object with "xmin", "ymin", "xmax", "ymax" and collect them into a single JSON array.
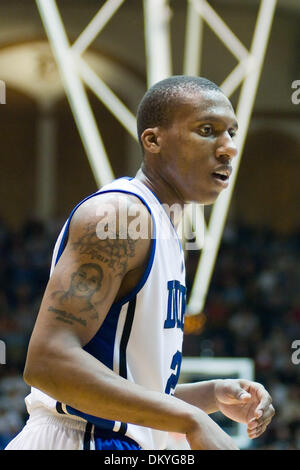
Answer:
[
  {"xmin": 66, "ymin": 191, "xmax": 153, "ymax": 273},
  {"xmin": 72, "ymin": 191, "xmax": 152, "ymax": 226}
]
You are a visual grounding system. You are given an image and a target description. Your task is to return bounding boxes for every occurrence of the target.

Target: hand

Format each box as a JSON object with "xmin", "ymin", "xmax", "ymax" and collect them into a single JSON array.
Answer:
[{"xmin": 214, "ymin": 379, "xmax": 275, "ymax": 439}]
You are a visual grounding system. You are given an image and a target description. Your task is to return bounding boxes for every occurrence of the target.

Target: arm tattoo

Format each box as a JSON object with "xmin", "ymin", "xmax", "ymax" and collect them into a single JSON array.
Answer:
[
  {"xmin": 49, "ymin": 263, "xmax": 105, "ymax": 326},
  {"xmin": 71, "ymin": 222, "xmax": 137, "ymax": 278},
  {"xmin": 49, "ymin": 210, "xmax": 140, "ymax": 327},
  {"xmin": 48, "ymin": 307, "xmax": 87, "ymax": 326}
]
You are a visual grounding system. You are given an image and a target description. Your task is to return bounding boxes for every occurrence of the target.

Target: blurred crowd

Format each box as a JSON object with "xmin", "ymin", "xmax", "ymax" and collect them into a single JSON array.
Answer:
[
  {"xmin": 0, "ymin": 216, "xmax": 299, "ymax": 450},
  {"xmin": 0, "ymin": 217, "xmax": 60, "ymax": 449},
  {"xmin": 185, "ymin": 224, "xmax": 300, "ymax": 450}
]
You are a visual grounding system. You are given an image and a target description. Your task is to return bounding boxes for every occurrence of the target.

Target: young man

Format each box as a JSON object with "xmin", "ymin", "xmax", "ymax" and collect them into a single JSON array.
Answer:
[{"xmin": 6, "ymin": 76, "xmax": 274, "ymax": 450}]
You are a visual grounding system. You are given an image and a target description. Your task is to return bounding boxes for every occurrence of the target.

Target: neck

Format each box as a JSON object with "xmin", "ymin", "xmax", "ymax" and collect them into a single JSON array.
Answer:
[{"xmin": 135, "ymin": 164, "xmax": 184, "ymax": 228}]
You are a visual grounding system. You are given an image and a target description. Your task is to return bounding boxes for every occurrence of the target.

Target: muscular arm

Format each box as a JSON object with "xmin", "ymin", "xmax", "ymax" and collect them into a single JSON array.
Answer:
[
  {"xmin": 174, "ymin": 381, "xmax": 220, "ymax": 414},
  {"xmin": 24, "ymin": 193, "xmax": 238, "ymax": 450}
]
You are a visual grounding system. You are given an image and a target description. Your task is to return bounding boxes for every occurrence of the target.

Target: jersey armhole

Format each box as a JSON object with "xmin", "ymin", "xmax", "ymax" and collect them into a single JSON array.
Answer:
[{"xmin": 54, "ymin": 188, "xmax": 157, "ymax": 306}]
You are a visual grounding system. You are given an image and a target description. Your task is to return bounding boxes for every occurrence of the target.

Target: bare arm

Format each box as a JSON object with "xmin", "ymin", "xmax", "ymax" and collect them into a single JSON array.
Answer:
[
  {"xmin": 24, "ymin": 193, "xmax": 238, "ymax": 450},
  {"xmin": 174, "ymin": 381, "xmax": 221, "ymax": 414}
]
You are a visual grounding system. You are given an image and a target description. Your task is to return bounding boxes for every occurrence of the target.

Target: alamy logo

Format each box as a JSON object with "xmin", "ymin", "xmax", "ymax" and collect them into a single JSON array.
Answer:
[
  {"xmin": 291, "ymin": 340, "xmax": 300, "ymax": 365},
  {"xmin": 291, "ymin": 80, "xmax": 300, "ymax": 105},
  {"xmin": 95, "ymin": 201, "xmax": 205, "ymax": 251},
  {"xmin": 0, "ymin": 80, "xmax": 6, "ymax": 104},
  {"xmin": 0, "ymin": 340, "xmax": 6, "ymax": 364}
]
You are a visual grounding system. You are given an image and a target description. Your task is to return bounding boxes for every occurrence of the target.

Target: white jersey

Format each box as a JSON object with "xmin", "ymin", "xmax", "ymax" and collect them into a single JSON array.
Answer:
[{"xmin": 25, "ymin": 177, "xmax": 186, "ymax": 450}]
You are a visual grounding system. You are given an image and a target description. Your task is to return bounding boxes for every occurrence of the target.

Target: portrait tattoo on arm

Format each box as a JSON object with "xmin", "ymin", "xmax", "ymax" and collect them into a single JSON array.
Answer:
[
  {"xmin": 49, "ymin": 263, "xmax": 105, "ymax": 326},
  {"xmin": 48, "ymin": 220, "xmax": 139, "ymax": 327}
]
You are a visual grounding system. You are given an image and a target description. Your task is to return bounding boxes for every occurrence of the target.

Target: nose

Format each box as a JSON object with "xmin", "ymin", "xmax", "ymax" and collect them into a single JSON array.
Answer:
[{"xmin": 216, "ymin": 132, "xmax": 238, "ymax": 162}]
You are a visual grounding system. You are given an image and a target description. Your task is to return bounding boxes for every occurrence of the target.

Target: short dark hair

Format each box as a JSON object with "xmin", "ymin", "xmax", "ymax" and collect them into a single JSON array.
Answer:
[{"xmin": 136, "ymin": 75, "xmax": 222, "ymax": 149}]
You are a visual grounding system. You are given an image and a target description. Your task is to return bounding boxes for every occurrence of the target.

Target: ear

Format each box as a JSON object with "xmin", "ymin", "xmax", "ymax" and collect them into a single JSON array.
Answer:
[{"xmin": 140, "ymin": 127, "xmax": 162, "ymax": 154}]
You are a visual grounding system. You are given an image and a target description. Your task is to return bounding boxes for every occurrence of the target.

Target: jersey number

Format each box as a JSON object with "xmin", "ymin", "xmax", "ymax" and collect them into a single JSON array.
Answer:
[{"xmin": 165, "ymin": 350, "xmax": 182, "ymax": 395}]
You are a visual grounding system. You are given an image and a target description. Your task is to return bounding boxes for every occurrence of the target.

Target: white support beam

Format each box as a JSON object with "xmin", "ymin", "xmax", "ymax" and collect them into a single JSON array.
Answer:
[
  {"xmin": 77, "ymin": 57, "xmax": 138, "ymax": 141},
  {"xmin": 220, "ymin": 57, "xmax": 255, "ymax": 98},
  {"xmin": 184, "ymin": 0, "xmax": 204, "ymax": 76},
  {"xmin": 192, "ymin": 0, "xmax": 249, "ymax": 62},
  {"xmin": 235, "ymin": 0, "xmax": 278, "ymax": 146},
  {"xmin": 180, "ymin": 203, "xmax": 206, "ymax": 251},
  {"xmin": 143, "ymin": 0, "xmax": 173, "ymax": 86},
  {"xmin": 36, "ymin": 0, "xmax": 114, "ymax": 188},
  {"xmin": 35, "ymin": 102, "xmax": 56, "ymax": 221},
  {"xmin": 188, "ymin": 0, "xmax": 278, "ymax": 315},
  {"xmin": 72, "ymin": 0, "xmax": 125, "ymax": 56}
]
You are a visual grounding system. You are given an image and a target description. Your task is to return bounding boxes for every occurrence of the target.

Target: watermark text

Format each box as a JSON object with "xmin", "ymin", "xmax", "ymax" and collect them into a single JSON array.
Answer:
[
  {"xmin": 95, "ymin": 201, "xmax": 205, "ymax": 250},
  {"xmin": 291, "ymin": 340, "xmax": 300, "ymax": 365},
  {"xmin": 0, "ymin": 80, "xmax": 6, "ymax": 104},
  {"xmin": 0, "ymin": 340, "xmax": 6, "ymax": 364},
  {"xmin": 291, "ymin": 80, "xmax": 300, "ymax": 105}
]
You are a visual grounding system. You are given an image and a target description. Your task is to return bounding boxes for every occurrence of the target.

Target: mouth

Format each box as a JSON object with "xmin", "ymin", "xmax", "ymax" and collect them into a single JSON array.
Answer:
[
  {"xmin": 77, "ymin": 283, "xmax": 88, "ymax": 292},
  {"xmin": 211, "ymin": 166, "xmax": 232, "ymax": 188}
]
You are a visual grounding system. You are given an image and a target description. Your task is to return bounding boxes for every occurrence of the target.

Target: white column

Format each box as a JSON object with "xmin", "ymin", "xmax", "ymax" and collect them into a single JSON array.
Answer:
[
  {"xmin": 143, "ymin": 0, "xmax": 173, "ymax": 86},
  {"xmin": 184, "ymin": 0, "xmax": 203, "ymax": 76},
  {"xmin": 0, "ymin": 80, "xmax": 6, "ymax": 104},
  {"xmin": 35, "ymin": 101, "xmax": 56, "ymax": 220}
]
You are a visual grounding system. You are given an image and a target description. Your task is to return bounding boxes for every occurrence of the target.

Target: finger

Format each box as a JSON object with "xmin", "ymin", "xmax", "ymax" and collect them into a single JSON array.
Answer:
[
  {"xmin": 248, "ymin": 411, "xmax": 273, "ymax": 430},
  {"xmin": 247, "ymin": 418, "xmax": 272, "ymax": 440},
  {"xmin": 237, "ymin": 380, "xmax": 253, "ymax": 399},
  {"xmin": 248, "ymin": 413, "xmax": 273, "ymax": 427},
  {"xmin": 254, "ymin": 387, "xmax": 273, "ymax": 418},
  {"xmin": 229, "ymin": 381, "xmax": 252, "ymax": 401},
  {"xmin": 256, "ymin": 424, "xmax": 268, "ymax": 438},
  {"xmin": 247, "ymin": 418, "xmax": 259, "ymax": 431},
  {"xmin": 248, "ymin": 429, "xmax": 258, "ymax": 439},
  {"xmin": 248, "ymin": 416, "xmax": 272, "ymax": 433},
  {"xmin": 219, "ymin": 380, "xmax": 252, "ymax": 403},
  {"xmin": 248, "ymin": 423, "xmax": 267, "ymax": 439},
  {"xmin": 251, "ymin": 424, "xmax": 267, "ymax": 439},
  {"xmin": 255, "ymin": 405, "xmax": 275, "ymax": 426}
]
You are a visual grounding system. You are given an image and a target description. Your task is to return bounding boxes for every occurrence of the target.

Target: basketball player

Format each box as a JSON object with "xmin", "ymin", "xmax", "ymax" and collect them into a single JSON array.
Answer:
[{"xmin": 6, "ymin": 76, "xmax": 274, "ymax": 450}]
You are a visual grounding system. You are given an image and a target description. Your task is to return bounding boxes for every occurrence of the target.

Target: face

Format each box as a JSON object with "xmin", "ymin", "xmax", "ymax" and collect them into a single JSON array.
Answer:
[
  {"xmin": 155, "ymin": 90, "xmax": 238, "ymax": 204},
  {"xmin": 71, "ymin": 264, "xmax": 102, "ymax": 297}
]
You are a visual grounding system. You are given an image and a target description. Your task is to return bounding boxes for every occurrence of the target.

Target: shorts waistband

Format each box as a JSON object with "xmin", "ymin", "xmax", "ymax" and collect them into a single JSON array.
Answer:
[
  {"xmin": 27, "ymin": 408, "xmax": 88, "ymax": 432},
  {"xmin": 27, "ymin": 408, "xmax": 142, "ymax": 449}
]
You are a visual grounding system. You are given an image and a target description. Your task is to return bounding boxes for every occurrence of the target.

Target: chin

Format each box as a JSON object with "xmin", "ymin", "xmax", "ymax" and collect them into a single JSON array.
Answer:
[
  {"xmin": 203, "ymin": 194, "xmax": 220, "ymax": 205},
  {"xmin": 188, "ymin": 191, "xmax": 220, "ymax": 205}
]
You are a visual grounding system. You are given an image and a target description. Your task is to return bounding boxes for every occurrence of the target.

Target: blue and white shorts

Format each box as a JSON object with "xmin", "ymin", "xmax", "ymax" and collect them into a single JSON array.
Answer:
[{"xmin": 5, "ymin": 409, "xmax": 141, "ymax": 450}]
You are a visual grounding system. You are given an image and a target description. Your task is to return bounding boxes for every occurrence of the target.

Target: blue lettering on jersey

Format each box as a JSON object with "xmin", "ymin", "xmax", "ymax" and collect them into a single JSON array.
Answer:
[
  {"xmin": 165, "ymin": 350, "xmax": 182, "ymax": 395},
  {"xmin": 164, "ymin": 280, "xmax": 186, "ymax": 331}
]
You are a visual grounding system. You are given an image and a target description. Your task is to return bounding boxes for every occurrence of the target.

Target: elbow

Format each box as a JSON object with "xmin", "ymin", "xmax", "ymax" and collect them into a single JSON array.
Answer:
[
  {"xmin": 23, "ymin": 343, "xmax": 52, "ymax": 389},
  {"xmin": 23, "ymin": 354, "xmax": 42, "ymax": 388},
  {"xmin": 23, "ymin": 338, "xmax": 73, "ymax": 398},
  {"xmin": 23, "ymin": 359, "xmax": 36, "ymax": 387}
]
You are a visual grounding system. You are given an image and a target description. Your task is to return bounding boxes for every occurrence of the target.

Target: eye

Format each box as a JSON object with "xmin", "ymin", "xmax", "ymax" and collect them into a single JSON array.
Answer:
[
  {"xmin": 198, "ymin": 124, "xmax": 213, "ymax": 137},
  {"xmin": 229, "ymin": 128, "xmax": 237, "ymax": 138}
]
